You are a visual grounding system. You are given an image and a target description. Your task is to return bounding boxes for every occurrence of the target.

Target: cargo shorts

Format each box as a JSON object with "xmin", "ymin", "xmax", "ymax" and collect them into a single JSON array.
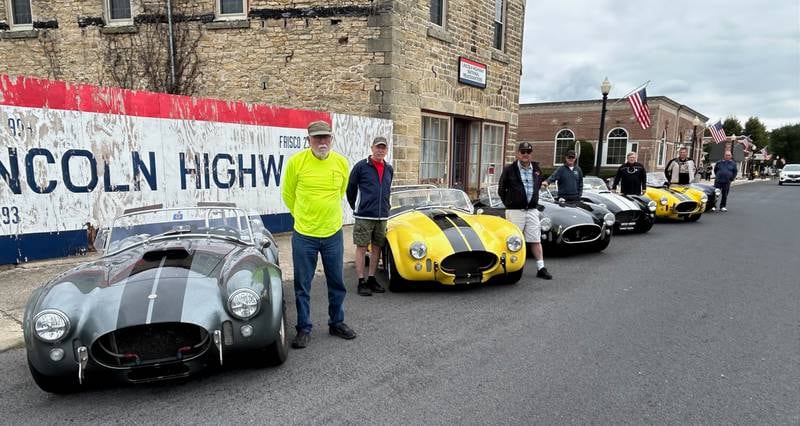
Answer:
[{"xmin": 353, "ymin": 218, "xmax": 388, "ymax": 247}]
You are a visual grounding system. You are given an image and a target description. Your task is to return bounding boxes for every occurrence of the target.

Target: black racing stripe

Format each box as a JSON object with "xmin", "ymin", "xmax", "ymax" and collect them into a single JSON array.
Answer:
[
  {"xmin": 149, "ymin": 254, "xmax": 193, "ymax": 323},
  {"xmin": 117, "ymin": 279, "xmax": 152, "ymax": 329},
  {"xmin": 420, "ymin": 209, "xmax": 469, "ymax": 252},
  {"xmin": 444, "ymin": 215, "xmax": 485, "ymax": 251}
]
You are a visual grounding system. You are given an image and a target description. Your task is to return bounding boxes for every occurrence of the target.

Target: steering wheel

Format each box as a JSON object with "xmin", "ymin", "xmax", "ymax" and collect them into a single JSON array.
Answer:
[{"xmin": 210, "ymin": 226, "xmax": 240, "ymax": 238}]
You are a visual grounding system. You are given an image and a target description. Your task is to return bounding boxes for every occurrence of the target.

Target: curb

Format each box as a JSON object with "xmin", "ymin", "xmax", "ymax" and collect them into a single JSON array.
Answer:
[{"xmin": 0, "ymin": 337, "xmax": 24, "ymax": 353}]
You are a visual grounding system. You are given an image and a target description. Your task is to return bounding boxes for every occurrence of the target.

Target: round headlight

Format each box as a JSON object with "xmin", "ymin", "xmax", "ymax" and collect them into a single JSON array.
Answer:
[
  {"xmin": 228, "ymin": 289, "xmax": 261, "ymax": 320},
  {"xmin": 33, "ymin": 309, "xmax": 70, "ymax": 342},
  {"xmin": 603, "ymin": 212, "xmax": 615, "ymax": 226},
  {"xmin": 647, "ymin": 201, "xmax": 657, "ymax": 212},
  {"xmin": 409, "ymin": 241, "xmax": 427, "ymax": 260},
  {"xmin": 701, "ymin": 195, "xmax": 708, "ymax": 203},
  {"xmin": 540, "ymin": 217, "xmax": 552, "ymax": 232},
  {"xmin": 660, "ymin": 197, "xmax": 668, "ymax": 205},
  {"xmin": 506, "ymin": 235, "xmax": 523, "ymax": 252}
]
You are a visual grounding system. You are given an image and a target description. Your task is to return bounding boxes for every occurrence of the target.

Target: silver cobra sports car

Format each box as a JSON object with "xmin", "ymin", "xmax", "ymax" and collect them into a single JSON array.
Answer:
[{"xmin": 23, "ymin": 203, "xmax": 287, "ymax": 393}]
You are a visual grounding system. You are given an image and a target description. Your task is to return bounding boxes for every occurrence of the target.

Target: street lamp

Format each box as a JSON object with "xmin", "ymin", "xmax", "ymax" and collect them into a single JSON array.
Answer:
[
  {"xmin": 691, "ymin": 115, "xmax": 700, "ymax": 160},
  {"xmin": 595, "ymin": 77, "xmax": 612, "ymax": 174}
]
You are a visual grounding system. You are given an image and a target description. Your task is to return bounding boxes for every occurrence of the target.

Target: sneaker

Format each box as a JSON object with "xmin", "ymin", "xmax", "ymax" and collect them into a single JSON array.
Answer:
[
  {"xmin": 357, "ymin": 279, "xmax": 372, "ymax": 296},
  {"xmin": 721, "ymin": 207, "xmax": 728, "ymax": 212},
  {"xmin": 329, "ymin": 323, "xmax": 357, "ymax": 340},
  {"xmin": 711, "ymin": 207, "xmax": 716, "ymax": 212},
  {"xmin": 366, "ymin": 276, "xmax": 385, "ymax": 293},
  {"xmin": 291, "ymin": 331, "xmax": 310, "ymax": 349},
  {"xmin": 536, "ymin": 267, "xmax": 553, "ymax": 280}
]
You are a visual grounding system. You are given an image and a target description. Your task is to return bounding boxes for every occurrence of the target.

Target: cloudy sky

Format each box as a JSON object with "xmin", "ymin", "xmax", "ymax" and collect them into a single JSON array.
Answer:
[{"xmin": 520, "ymin": 0, "xmax": 800, "ymax": 130}]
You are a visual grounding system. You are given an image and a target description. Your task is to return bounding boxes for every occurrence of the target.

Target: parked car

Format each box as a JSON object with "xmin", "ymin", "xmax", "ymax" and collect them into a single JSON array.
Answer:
[
  {"xmin": 382, "ymin": 187, "xmax": 526, "ymax": 291},
  {"xmin": 475, "ymin": 185, "xmax": 615, "ymax": 255},
  {"xmin": 689, "ymin": 182, "xmax": 722, "ymax": 212},
  {"xmin": 643, "ymin": 173, "xmax": 707, "ymax": 221},
  {"xmin": 24, "ymin": 204, "xmax": 287, "ymax": 393},
  {"xmin": 778, "ymin": 164, "xmax": 800, "ymax": 185},
  {"xmin": 580, "ymin": 176, "xmax": 656, "ymax": 233}
]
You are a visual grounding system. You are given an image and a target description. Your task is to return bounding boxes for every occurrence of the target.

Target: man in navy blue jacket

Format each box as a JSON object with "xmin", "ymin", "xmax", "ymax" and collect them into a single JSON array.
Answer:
[
  {"xmin": 713, "ymin": 150, "xmax": 738, "ymax": 212},
  {"xmin": 543, "ymin": 150, "xmax": 583, "ymax": 202},
  {"xmin": 346, "ymin": 137, "xmax": 393, "ymax": 296}
]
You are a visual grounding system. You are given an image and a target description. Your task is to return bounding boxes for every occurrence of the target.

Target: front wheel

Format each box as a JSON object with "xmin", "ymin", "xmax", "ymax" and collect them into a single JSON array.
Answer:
[
  {"xmin": 592, "ymin": 235, "xmax": 612, "ymax": 252},
  {"xmin": 778, "ymin": 181, "xmax": 783, "ymax": 185},
  {"xmin": 636, "ymin": 219, "xmax": 654, "ymax": 233},
  {"xmin": 253, "ymin": 303, "xmax": 288, "ymax": 367},
  {"xmin": 501, "ymin": 269, "xmax": 523, "ymax": 285},
  {"xmin": 28, "ymin": 356, "xmax": 81, "ymax": 394},
  {"xmin": 686, "ymin": 214, "xmax": 702, "ymax": 222},
  {"xmin": 384, "ymin": 247, "xmax": 411, "ymax": 292}
]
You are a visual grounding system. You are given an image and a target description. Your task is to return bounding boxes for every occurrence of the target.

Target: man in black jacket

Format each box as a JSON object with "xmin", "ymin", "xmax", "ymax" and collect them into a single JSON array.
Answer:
[
  {"xmin": 497, "ymin": 142, "xmax": 552, "ymax": 279},
  {"xmin": 612, "ymin": 152, "xmax": 647, "ymax": 195}
]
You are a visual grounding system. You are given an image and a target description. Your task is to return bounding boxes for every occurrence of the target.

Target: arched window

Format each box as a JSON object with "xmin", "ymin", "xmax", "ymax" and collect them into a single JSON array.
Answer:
[
  {"xmin": 604, "ymin": 128, "xmax": 628, "ymax": 165},
  {"xmin": 657, "ymin": 129, "xmax": 667, "ymax": 167},
  {"xmin": 553, "ymin": 129, "xmax": 575, "ymax": 165}
]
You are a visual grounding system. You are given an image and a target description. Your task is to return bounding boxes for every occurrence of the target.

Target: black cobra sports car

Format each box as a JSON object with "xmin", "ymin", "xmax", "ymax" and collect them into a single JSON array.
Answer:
[
  {"xmin": 475, "ymin": 185, "xmax": 615, "ymax": 255},
  {"xmin": 689, "ymin": 182, "xmax": 721, "ymax": 212},
  {"xmin": 23, "ymin": 203, "xmax": 288, "ymax": 393},
  {"xmin": 580, "ymin": 176, "xmax": 656, "ymax": 233}
]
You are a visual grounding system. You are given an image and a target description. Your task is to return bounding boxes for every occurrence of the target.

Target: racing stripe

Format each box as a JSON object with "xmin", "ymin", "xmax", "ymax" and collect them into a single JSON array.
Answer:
[
  {"xmin": 610, "ymin": 194, "xmax": 640, "ymax": 211},
  {"xmin": 117, "ymin": 278, "xmax": 153, "ymax": 329},
  {"xmin": 420, "ymin": 209, "xmax": 469, "ymax": 252},
  {"xmin": 144, "ymin": 256, "xmax": 167, "ymax": 324},
  {"xmin": 149, "ymin": 254, "xmax": 193, "ymax": 324},
  {"xmin": 443, "ymin": 214, "xmax": 485, "ymax": 251}
]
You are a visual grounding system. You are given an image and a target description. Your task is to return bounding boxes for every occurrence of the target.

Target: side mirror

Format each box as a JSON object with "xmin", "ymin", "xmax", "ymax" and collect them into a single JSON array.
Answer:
[
  {"xmin": 536, "ymin": 204, "xmax": 545, "ymax": 212},
  {"xmin": 260, "ymin": 239, "xmax": 271, "ymax": 249}
]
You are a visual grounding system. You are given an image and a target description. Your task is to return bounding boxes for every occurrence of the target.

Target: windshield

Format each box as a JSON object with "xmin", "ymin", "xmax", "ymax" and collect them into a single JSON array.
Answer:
[
  {"xmin": 105, "ymin": 206, "xmax": 254, "ymax": 254},
  {"xmin": 390, "ymin": 188, "xmax": 473, "ymax": 216},
  {"xmin": 646, "ymin": 172, "xmax": 667, "ymax": 186},
  {"xmin": 783, "ymin": 164, "xmax": 800, "ymax": 171},
  {"xmin": 583, "ymin": 176, "xmax": 609, "ymax": 190},
  {"xmin": 480, "ymin": 185, "xmax": 554, "ymax": 207}
]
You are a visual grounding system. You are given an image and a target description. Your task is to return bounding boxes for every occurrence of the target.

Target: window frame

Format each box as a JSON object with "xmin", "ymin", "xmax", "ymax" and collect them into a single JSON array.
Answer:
[
  {"xmin": 5, "ymin": 0, "xmax": 33, "ymax": 30},
  {"xmin": 430, "ymin": 0, "xmax": 447, "ymax": 29},
  {"xmin": 552, "ymin": 129, "xmax": 576, "ymax": 166},
  {"xmin": 420, "ymin": 113, "xmax": 452, "ymax": 187},
  {"xmin": 657, "ymin": 130, "xmax": 667, "ymax": 167},
  {"xmin": 216, "ymin": 0, "xmax": 247, "ymax": 21},
  {"xmin": 480, "ymin": 122, "xmax": 506, "ymax": 187},
  {"xmin": 104, "ymin": 0, "xmax": 133, "ymax": 26},
  {"xmin": 602, "ymin": 127, "xmax": 630, "ymax": 166},
  {"xmin": 492, "ymin": 0, "xmax": 506, "ymax": 51}
]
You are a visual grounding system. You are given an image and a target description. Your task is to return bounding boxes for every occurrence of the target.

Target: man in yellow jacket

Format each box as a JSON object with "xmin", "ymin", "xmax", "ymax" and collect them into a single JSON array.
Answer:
[{"xmin": 282, "ymin": 120, "xmax": 356, "ymax": 349}]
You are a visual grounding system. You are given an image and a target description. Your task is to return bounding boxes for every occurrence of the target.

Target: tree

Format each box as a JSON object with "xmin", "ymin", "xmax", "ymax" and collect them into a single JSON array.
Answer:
[
  {"xmin": 744, "ymin": 117, "xmax": 769, "ymax": 149},
  {"xmin": 578, "ymin": 140, "xmax": 594, "ymax": 175},
  {"xmin": 769, "ymin": 123, "xmax": 800, "ymax": 163},
  {"xmin": 722, "ymin": 117, "xmax": 743, "ymax": 136}
]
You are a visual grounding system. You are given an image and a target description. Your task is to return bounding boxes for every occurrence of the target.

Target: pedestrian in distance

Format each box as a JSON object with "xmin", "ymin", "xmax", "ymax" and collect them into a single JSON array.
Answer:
[
  {"xmin": 612, "ymin": 151, "xmax": 647, "ymax": 196},
  {"xmin": 281, "ymin": 120, "xmax": 357, "ymax": 349},
  {"xmin": 543, "ymin": 149, "xmax": 583, "ymax": 202},
  {"xmin": 497, "ymin": 142, "xmax": 552, "ymax": 279},
  {"xmin": 713, "ymin": 150, "xmax": 738, "ymax": 212},
  {"xmin": 346, "ymin": 136, "xmax": 393, "ymax": 296},
  {"xmin": 664, "ymin": 147, "xmax": 696, "ymax": 185}
]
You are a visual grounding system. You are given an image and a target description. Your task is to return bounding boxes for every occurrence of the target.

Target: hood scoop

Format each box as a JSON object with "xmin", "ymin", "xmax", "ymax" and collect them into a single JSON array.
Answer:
[{"xmin": 142, "ymin": 247, "xmax": 191, "ymax": 261}]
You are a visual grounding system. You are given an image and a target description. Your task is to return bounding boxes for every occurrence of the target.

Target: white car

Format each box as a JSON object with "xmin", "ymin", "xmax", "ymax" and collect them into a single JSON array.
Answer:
[{"xmin": 778, "ymin": 164, "xmax": 800, "ymax": 185}]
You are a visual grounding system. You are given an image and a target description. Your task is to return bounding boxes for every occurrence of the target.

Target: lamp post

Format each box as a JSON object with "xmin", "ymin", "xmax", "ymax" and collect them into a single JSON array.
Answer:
[
  {"xmin": 691, "ymin": 115, "xmax": 700, "ymax": 161},
  {"xmin": 595, "ymin": 77, "xmax": 612, "ymax": 175}
]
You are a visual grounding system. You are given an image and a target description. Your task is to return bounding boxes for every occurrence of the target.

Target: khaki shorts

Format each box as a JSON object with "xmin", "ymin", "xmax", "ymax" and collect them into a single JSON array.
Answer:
[
  {"xmin": 353, "ymin": 218, "xmax": 388, "ymax": 247},
  {"xmin": 505, "ymin": 209, "xmax": 541, "ymax": 243}
]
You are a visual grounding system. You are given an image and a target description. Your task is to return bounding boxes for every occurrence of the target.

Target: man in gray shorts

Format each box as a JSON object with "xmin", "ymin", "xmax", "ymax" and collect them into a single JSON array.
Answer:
[{"xmin": 346, "ymin": 136, "xmax": 394, "ymax": 296}]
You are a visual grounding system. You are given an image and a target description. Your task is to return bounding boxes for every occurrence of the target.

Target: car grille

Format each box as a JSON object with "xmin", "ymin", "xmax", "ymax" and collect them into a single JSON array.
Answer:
[
  {"xmin": 440, "ymin": 251, "xmax": 498, "ymax": 276},
  {"xmin": 675, "ymin": 201, "xmax": 698, "ymax": 213},
  {"xmin": 92, "ymin": 322, "xmax": 211, "ymax": 369},
  {"xmin": 561, "ymin": 224, "xmax": 602, "ymax": 243},
  {"xmin": 615, "ymin": 211, "xmax": 641, "ymax": 224}
]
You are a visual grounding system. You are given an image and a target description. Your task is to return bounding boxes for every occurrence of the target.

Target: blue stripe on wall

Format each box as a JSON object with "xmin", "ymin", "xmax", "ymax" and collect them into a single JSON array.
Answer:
[{"xmin": 0, "ymin": 213, "xmax": 294, "ymax": 265}]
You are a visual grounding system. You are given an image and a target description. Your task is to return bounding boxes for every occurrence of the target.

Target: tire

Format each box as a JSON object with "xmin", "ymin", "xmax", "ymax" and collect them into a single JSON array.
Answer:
[
  {"xmin": 253, "ymin": 303, "xmax": 288, "ymax": 367},
  {"xmin": 384, "ymin": 247, "xmax": 411, "ymax": 292},
  {"xmin": 502, "ymin": 269, "xmax": 523, "ymax": 285},
  {"xmin": 686, "ymin": 214, "xmax": 701, "ymax": 222},
  {"xmin": 778, "ymin": 181, "xmax": 783, "ymax": 185},
  {"xmin": 592, "ymin": 235, "xmax": 612, "ymax": 252},
  {"xmin": 28, "ymin": 356, "xmax": 80, "ymax": 394},
  {"xmin": 636, "ymin": 219, "xmax": 654, "ymax": 233}
]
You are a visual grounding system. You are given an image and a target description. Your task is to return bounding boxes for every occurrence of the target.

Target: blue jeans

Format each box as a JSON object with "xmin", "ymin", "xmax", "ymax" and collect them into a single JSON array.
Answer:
[
  {"xmin": 714, "ymin": 181, "xmax": 731, "ymax": 208},
  {"xmin": 292, "ymin": 229, "xmax": 346, "ymax": 333}
]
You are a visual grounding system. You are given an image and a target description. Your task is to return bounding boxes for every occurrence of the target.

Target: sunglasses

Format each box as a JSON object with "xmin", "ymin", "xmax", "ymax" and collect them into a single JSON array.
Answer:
[
  {"xmin": 566, "ymin": 155, "xmax": 576, "ymax": 159},
  {"xmin": 519, "ymin": 149, "xmax": 532, "ymax": 154}
]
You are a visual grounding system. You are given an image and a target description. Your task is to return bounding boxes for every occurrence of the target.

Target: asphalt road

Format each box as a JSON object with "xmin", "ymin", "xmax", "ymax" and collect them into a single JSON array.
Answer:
[{"xmin": 1, "ymin": 181, "xmax": 797, "ymax": 424}]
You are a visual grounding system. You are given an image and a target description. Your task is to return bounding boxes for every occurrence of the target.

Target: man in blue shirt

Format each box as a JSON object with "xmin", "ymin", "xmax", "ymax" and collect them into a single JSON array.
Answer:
[
  {"xmin": 543, "ymin": 150, "xmax": 583, "ymax": 202},
  {"xmin": 713, "ymin": 151, "xmax": 738, "ymax": 212}
]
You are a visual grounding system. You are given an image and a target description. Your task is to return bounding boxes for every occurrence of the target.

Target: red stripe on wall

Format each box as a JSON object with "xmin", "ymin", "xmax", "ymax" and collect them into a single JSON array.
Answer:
[{"xmin": 0, "ymin": 75, "xmax": 330, "ymax": 128}]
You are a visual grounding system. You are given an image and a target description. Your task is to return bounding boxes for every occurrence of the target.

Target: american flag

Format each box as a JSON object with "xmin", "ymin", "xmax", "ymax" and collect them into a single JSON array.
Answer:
[
  {"xmin": 627, "ymin": 88, "xmax": 652, "ymax": 129},
  {"xmin": 709, "ymin": 120, "xmax": 726, "ymax": 143}
]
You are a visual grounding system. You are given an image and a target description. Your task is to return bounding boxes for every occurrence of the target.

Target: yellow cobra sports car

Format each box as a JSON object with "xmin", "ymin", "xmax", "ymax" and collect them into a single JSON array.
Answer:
[
  {"xmin": 382, "ymin": 187, "xmax": 526, "ymax": 291},
  {"xmin": 644, "ymin": 172, "xmax": 707, "ymax": 221}
]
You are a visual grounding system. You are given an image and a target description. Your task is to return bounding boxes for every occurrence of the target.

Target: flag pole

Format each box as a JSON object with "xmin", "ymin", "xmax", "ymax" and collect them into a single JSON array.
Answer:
[{"xmin": 608, "ymin": 80, "xmax": 651, "ymax": 107}]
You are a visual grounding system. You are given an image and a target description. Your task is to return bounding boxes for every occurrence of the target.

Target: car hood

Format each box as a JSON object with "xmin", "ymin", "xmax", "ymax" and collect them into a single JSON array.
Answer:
[
  {"xmin": 583, "ymin": 191, "xmax": 642, "ymax": 212},
  {"xmin": 539, "ymin": 201, "xmax": 599, "ymax": 227},
  {"xmin": 388, "ymin": 208, "xmax": 516, "ymax": 253}
]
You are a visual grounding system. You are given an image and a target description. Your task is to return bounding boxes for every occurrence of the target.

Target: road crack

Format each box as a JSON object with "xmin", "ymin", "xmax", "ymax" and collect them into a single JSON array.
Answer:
[{"xmin": 0, "ymin": 308, "xmax": 23, "ymax": 326}]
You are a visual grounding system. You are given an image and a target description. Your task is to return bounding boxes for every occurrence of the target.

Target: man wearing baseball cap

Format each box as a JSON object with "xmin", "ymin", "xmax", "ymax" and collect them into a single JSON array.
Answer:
[
  {"xmin": 497, "ymin": 142, "xmax": 553, "ymax": 279},
  {"xmin": 346, "ymin": 136, "xmax": 393, "ymax": 296},
  {"xmin": 282, "ymin": 120, "xmax": 356, "ymax": 349},
  {"xmin": 543, "ymin": 149, "xmax": 584, "ymax": 202}
]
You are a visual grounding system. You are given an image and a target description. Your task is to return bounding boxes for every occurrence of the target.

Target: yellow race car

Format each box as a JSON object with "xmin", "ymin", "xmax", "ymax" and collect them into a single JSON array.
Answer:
[
  {"xmin": 382, "ymin": 187, "xmax": 526, "ymax": 291},
  {"xmin": 644, "ymin": 173, "xmax": 707, "ymax": 221}
]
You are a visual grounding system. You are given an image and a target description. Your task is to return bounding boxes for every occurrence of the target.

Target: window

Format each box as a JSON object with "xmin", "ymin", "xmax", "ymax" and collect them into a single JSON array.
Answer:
[
  {"xmin": 7, "ymin": 0, "xmax": 32, "ymax": 28},
  {"xmin": 420, "ymin": 115, "xmax": 450, "ymax": 186},
  {"xmin": 603, "ymin": 128, "xmax": 628, "ymax": 166},
  {"xmin": 493, "ymin": 0, "xmax": 506, "ymax": 50},
  {"xmin": 430, "ymin": 0, "xmax": 446, "ymax": 27},
  {"xmin": 481, "ymin": 124, "xmax": 505, "ymax": 186},
  {"xmin": 106, "ymin": 0, "xmax": 132, "ymax": 24},
  {"xmin": 217, "ymin": 0, "xmax": 246, "ymax": 19},
  {"xmin": 553, "ymin": 129, "xmax": 575, "ymax": 165},
  {"xmin": 657, "ymin": 130, "xmax": 666, "ymax": 167}
]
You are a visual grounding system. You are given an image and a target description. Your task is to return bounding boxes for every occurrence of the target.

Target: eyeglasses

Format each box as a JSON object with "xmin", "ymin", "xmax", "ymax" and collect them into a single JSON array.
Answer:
[
  {"xmin": 566, "ymin": 156, "xmax": 576, "ymax": 159},
  {"xmin": 519, "ymin": 149, "xmax": 532, "ymax": 154}
]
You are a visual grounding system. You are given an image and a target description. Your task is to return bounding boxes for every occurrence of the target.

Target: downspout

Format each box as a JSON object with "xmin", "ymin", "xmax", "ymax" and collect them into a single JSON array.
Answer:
[{"xmin": 166, "ymin": 0, "xmax": 177, "ymax": 92}]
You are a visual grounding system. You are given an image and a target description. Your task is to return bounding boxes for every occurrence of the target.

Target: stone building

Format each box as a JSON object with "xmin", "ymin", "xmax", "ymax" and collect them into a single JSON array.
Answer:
[
  {"xmin": 519, "ymin": 97, "xmax": 708, "ymax": 174},
  {"xmin": 1, "ymin": 0, "xmax": 525, "ymax": 198}
]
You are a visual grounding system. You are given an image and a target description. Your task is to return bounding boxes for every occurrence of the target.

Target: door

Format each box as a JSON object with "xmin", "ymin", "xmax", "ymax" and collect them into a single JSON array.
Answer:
[{"xmin": 451, "ymin": 119, "xmax": 469, "ymax": 191}]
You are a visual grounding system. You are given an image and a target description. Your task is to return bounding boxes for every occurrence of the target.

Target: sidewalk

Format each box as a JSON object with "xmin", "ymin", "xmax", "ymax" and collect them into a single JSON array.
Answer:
[{"xmin": 0, "ymin": 225, "xmax": 355, "ymax": 353}]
